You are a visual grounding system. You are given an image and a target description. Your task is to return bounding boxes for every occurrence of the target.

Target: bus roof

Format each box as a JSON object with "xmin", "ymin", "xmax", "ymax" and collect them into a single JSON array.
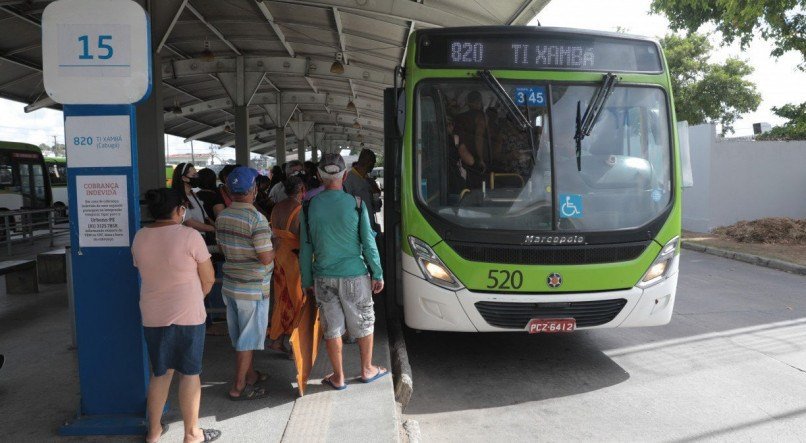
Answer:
[{"xmin": 0, "ymin": 141, "xmax": 43, "ymax": 153}]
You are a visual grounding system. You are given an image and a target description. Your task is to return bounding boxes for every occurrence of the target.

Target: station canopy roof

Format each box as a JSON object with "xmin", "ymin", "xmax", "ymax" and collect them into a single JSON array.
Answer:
[{"xmin": 0, "ymin": 0, "xmax": 550, "ymax": 156}]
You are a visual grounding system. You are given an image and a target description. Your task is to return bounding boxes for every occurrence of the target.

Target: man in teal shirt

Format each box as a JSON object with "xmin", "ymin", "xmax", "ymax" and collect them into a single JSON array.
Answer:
[{"xmin": 299, "ymin": 153, "xmax": 386, "ymax": 390}]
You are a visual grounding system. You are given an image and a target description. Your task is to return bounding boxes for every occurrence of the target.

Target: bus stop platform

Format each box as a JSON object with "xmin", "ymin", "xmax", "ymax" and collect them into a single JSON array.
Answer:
[{"xmin": 0, "ymin": 242, "xmax": 400, "ymax": 442}]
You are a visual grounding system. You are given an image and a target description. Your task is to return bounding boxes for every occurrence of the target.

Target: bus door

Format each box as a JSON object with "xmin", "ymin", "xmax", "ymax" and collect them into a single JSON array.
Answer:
[{"xmin": 17, "ymin": 161, "xmax": 49, "ymax": 209}]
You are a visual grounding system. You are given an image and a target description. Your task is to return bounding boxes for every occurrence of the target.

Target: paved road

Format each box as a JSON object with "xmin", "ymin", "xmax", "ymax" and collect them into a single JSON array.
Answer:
[{"xmin": 404, "ymin": 250, "xmax": 806, "ymax": 441}]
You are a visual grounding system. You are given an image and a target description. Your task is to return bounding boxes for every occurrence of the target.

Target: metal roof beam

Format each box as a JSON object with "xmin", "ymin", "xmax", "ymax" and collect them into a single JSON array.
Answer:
[
  {"xmin": 163, "ymin": 56, "xmax": 394, "ymax": 86},
  {"xmin": 185, "ymin": 115, "xmax": 272, "ymax": 142},
  {"xmin": 24, "ymin": 96, "xmax": 56, "ymax": 113},
  {"xmin": 255, "ymin": 0, "xmax": 295, "ymax": 58},
  {"xmin": 332, "ymin": 7, "xmax": 348, "ymax": 64},
  {"xmin": 508, "ymin": 0, "xmax": 551, "ymax": 25},
  {"xmin": 0, "ymin": 53, "xmax": 40, "ymax": 72},
  {"xmin": 280, "ymin": 19, "xmax": 402, "ymax": 47},
  {"xmin": 157, "ymin": 0, "xmax": 189, "ymax": 53},
  {"xmin": 0, "ymin": 5, "xmax": 41, "ymax": 27},
  {"xmin": 186, "ymin": 3, "xmax": 242, "ymax": 55},
  {"xmin": 270, "ymin": 0, "xmax": 490, "ymax": 28},
  {"xmin": 0, "ymin": 71, "xmax": 38, "ymax": 90}
]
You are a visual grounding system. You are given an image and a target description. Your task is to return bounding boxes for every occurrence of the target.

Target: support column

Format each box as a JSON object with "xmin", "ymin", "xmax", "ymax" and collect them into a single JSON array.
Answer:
[
  {"xmin": 275, "ymin": 126, "xmax": 286, "ymax": 165},
  {"xmin": 234, "ymin": 105, "xmax": 250, "ymax": 166},
  {"xmin": 311, "ymin": 145, "xmax": 318, "ymax": 163},
  {"xmin": 135, "ymin": 40, "xmax": 164, "ymax": 194}
]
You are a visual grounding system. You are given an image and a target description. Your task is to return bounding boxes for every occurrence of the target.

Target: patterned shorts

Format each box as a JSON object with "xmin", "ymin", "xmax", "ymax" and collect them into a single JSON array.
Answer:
[{"xmin": 314, "ymin": 275, "xmax": 375, "ymax": 340}]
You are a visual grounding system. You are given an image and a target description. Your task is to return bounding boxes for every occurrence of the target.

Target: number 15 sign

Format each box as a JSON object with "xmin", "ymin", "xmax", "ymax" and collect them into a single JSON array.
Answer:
[{"xmin": 42, "ymin": 0, "xmax": 151, "ymax": 105}]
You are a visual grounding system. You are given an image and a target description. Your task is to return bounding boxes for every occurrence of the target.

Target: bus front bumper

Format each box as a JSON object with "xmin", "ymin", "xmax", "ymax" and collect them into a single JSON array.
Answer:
[{"xmin": 402, "ymin": 256, "xmax": 679, "ymax": 332}]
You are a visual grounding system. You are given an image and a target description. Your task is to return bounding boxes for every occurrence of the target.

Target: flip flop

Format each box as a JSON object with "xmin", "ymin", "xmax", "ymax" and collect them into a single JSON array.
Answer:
[
  {"xmin": 321, "ymin": 376, "xmax": 347, "ymax": 391},
  {"xmin": 200, "ymin": 428, "xmax": 222, "ymax": 442},
  {"xmin": 144, "ymin": 423, "xmax": 169, "ymax": 443},
  {"xmin": 249, "ymin": 370, "xmax": 268, "ymax": 386},
  {"xmin": 360, "ymin": 367, "xmax": 389, "ymax": 384},
  {"xmin": 228, "ymin": 384, "xmax": 268, "ymax": 401}
]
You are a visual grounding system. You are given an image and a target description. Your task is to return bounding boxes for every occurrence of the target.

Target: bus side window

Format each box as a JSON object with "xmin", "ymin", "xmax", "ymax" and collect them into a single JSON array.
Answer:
[{"xmin": 0, "ymin": 165, "xmax": 13, "ymax": 187}]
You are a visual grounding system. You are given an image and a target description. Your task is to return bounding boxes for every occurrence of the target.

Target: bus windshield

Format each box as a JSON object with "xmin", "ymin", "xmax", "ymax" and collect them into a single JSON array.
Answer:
[{"xmin": 415, "ymin": 80, "xmax": 671, "ymax": 232}]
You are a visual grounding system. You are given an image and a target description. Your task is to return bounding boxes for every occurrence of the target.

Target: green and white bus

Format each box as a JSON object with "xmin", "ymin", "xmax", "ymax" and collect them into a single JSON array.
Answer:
[
  {"xmin": 383, "ymin": 27, "xmax": 681, "ymax": 332},
  {"xmin": 0, "ymin": 141, "xmax": 52, "ymax": 212}
]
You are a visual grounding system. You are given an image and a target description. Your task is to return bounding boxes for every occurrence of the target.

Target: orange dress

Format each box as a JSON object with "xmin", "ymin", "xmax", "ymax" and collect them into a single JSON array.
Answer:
[
  {"xmin": 270, "ymin": 205, "xmax": 304, "ymax": 340},
  {"xmin": 270, "ymin": 204, "xmax": 322, "ymax": 396}
]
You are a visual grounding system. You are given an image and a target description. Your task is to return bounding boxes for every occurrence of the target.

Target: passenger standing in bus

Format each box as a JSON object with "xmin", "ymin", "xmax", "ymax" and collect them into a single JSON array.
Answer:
[
  {"xmin": 268, "ymin": 176, "xmax": 307, "ymax": 356},
  {"xmin": 453, "ymin": 92, "xmax": 487, "ymax": 189},
  {"xmin": 215, "ymin": 167, "xmax": 274, "ymax": 401},
  {"xmin": 132, "ymin": 188, "xmax": 220, "ymax": 443},
  {"xmin": 299, "ymin": 153, "xmax": 386, "ymax": 390},
  {"xmin": 172, "ymin": 163, "xmax": 216, "ymax": 240}
]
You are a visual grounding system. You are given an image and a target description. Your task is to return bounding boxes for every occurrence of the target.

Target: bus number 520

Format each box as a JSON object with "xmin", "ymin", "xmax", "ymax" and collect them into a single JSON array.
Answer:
[{"xmin": 486, "ymin": 270, "xmax": 523, "ymax": 289}]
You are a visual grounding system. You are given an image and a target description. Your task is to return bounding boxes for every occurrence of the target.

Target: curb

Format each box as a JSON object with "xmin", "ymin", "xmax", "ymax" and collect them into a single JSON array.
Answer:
[
  {"xmin": 682, "ymin": 241, "xmax": 806, "ymax": 275},
  {"xmin": 387, "ymin": 311, "xmax": 414, "ymax": 409}
]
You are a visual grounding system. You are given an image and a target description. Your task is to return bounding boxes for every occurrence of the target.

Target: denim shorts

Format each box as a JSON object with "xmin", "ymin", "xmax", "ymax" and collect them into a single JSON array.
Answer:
[
  {"xmin": 314, "ymin": 275, "xmax": 375, "ymax": 340},
  {"xmin": 143, "ymin": 324, "xmax": 205, "ymax": 376},
  {"xmin": 224, "ymin": 296, "xmax": 270, "ymax": 351}
]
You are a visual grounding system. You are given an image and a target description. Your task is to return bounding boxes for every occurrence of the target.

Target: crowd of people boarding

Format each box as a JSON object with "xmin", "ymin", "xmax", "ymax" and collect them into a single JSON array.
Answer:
[{"xmin": 131, "ymin": 150, "xmax": 385, "ymax": 443}]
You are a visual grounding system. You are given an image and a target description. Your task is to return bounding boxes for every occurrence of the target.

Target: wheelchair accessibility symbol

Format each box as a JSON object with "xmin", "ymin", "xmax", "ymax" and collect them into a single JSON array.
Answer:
[{"xmin": 559, "ymin": 194, "xmax": 583, "ymax": 218}]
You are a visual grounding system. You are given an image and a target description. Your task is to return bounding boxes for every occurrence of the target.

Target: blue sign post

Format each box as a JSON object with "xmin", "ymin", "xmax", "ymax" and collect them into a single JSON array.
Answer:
[{"xmin": 42, "ymin": 0, "xmax": 153, "ymax": 436}]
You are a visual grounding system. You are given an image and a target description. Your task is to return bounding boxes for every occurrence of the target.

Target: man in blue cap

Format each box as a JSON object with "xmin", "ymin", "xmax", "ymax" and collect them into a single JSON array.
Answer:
[{"xmin": 215, "ymin": 166, "xmax": 274, "ymax": 401}]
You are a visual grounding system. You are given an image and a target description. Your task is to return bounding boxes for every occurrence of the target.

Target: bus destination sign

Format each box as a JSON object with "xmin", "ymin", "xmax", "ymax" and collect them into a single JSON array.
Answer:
[{"xmin": 418, "ymin": 32, "xmax": 662, "ymax": 73}]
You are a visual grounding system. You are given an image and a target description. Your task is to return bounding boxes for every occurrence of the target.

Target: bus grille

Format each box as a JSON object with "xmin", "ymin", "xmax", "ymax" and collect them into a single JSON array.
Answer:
[
  {"xmin": 475, "ymin": 299, "xmax": 628, "ymax": 329},
  {"xmin": 447, "ymin": 241, "xmax": 649, "ymax": 265}
]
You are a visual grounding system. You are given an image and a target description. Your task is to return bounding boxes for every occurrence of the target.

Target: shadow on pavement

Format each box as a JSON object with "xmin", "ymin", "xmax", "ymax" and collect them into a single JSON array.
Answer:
[{"xmin": 404, "ymin": 329, "xmax": 629, "ymax": 414}]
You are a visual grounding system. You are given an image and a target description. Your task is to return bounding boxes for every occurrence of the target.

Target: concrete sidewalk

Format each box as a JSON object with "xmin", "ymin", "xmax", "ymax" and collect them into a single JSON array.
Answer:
[{"xmin": 0, "ymin": 275, "xmax": 398, "ymax": 442}]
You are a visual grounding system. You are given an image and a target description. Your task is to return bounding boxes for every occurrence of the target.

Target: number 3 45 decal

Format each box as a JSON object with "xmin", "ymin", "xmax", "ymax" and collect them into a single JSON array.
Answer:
[{"xmin": 486, "ymin": 270, "xmax": 524, "ymax": 289}]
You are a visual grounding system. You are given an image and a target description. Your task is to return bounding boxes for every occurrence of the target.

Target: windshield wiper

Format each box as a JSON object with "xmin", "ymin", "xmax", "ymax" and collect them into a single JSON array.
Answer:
[
  {"xmin": 477, "ymin": 70, "xmax": 539, "ymax": 163},
  {"xmin": 574, "ymin": 72, "xmax": 619, "ymax": 171}
]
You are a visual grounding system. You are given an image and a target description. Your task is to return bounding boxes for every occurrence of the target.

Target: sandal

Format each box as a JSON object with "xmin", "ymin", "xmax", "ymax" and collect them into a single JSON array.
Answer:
[
  {"xmin": 321, "ymin": 374, "xmax": 347, "ymax": 391},
  {"xmin": 228, "ymin": 384, "xmax": 269, "ymax": 401},
  {"xmin": 249, "ymin": 369, "xmax": 269, "ymax": 386},
  {"xmin": 144, "ymin": 422, "xmax": 169, "ymax": 443},
  {"xmin": 360, "ymin": 366, "xmax": 389, "ymax": 384},
  {"xmin": 200, "ymin": 428, "xmax": 221, "ymax": 442}
]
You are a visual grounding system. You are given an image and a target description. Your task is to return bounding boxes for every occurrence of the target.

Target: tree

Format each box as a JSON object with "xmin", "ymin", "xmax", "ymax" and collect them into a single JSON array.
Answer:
[
  {"xmin": 756, "ymin": 102, "xmax": 806, "ymax": 140},
  {"xmin": 661, "ymin": 33, "xmax": 761, "ymax": 134},
  {"xmin": 651, "ymin": 0, "xmax": 806, "ymax": 69}
]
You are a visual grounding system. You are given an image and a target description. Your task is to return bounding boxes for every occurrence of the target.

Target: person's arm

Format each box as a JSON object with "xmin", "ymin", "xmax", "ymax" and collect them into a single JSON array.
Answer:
[
  {"xmin": 197, "ymin": 259, "xmax": 215, "ymax": 295},
  {"xmin": 359, "ymin": 201, "xmax": 383, "ymax": 286},
  {"xmin": 252, "ymin": 214, "xmax": 275, "ymax": 265},
  {"xmin": 184, "ymin": 218, "xmax": 215, "ymax": 233},
  {"xmin": 289, "ymin": 207, "xmax": 301, "ymax": 237},
  {"xmin": 299, "ymin": 207, "xmax": 314, "ymax": 290},
  {"xmin": 212, "ymin": 203, "xmax": 225, "ymax": 217},
  {"xmin": 474, "ymin": 113, "xmax": 486, "ymax": 169},
  {"xmin": 188, "ymin": 230, "xmax": 214, "ymax": 294}
]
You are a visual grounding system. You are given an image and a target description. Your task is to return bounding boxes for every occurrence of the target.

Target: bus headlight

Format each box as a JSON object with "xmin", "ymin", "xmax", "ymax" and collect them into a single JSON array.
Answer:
[
  {"xmin": 637, "ymin": 236, "xmax": 679, "ymax": 289},
  {"xmin": 408, "ymin": 236, "xmax": 464, "ymax": 290}
]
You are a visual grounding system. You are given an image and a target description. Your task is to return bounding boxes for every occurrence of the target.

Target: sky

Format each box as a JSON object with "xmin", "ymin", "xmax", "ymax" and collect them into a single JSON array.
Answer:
[
  {"xmin": 533, "ymin": 0, "xmax": 806, "ymax": 136},
  {"xmin": 0, "ymin": 0, "xmax": 803, "ymax": 150}
]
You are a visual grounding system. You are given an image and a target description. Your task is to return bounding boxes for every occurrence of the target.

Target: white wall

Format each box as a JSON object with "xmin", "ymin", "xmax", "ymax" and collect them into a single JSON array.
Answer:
[{"xmin": 682, "ymin": 123, "xmax": 806, "ymax": 232}]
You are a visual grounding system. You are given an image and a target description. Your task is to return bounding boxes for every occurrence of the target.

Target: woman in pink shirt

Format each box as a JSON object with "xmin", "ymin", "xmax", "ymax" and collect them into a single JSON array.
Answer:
[{"xmin": 132, "ymin": 188, "xmax": 220, "ymax": 443}]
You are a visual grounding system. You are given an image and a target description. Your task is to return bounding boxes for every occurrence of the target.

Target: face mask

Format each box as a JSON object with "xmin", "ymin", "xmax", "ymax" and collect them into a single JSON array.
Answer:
[
  {"xmin": 180, "ymin": 206, "xmax": 187, "ymax": 223},
  {"xmin": 187, "ymin": 176, "xmax": 202, "ymax": 187}
]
